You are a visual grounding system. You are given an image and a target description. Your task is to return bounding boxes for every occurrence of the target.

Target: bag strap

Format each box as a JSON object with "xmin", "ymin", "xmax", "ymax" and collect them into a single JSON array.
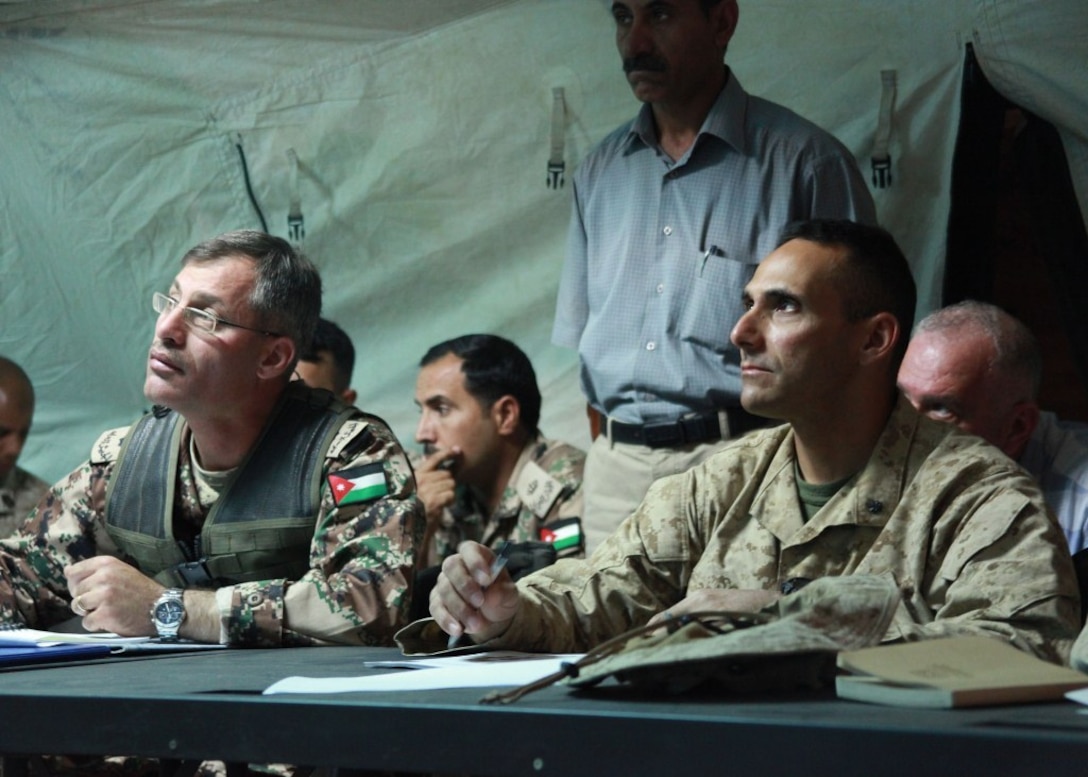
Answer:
[{"xmin": 479, "ymin": 610, "xmax": 771, "ymax": 705}]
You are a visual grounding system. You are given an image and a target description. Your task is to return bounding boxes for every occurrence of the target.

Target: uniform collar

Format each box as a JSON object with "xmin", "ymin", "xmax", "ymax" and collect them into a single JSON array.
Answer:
[
  {"xmin": 750, "ymin": 396, "xmax": 922, "ymax": 544},
  {"xmin": 454, "ymin": 434, "xmax": 544, "ymax": 522},
  {"xmin": 625, "ymin": 67, "xmax": 748, "ymax": 159}
]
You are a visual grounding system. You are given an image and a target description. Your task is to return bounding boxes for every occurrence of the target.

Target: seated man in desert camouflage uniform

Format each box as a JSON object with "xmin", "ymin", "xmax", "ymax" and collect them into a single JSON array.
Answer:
[
  {"xmin": 430, "ymin": 220, "xmax": 1079, "ymax": 665},
  {"xmin": 412, "ymin": 335, "xmax": 584, "ymax": 594},
  {"xmin": 0, "ymin": 230, "xmax": 422, "ymax": 646}
]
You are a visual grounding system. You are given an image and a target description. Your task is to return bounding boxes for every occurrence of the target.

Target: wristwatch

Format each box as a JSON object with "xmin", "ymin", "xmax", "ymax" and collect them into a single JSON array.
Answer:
[{"xmin": 151, "ymin": 588, "xmax": 186, "ymax": 642}]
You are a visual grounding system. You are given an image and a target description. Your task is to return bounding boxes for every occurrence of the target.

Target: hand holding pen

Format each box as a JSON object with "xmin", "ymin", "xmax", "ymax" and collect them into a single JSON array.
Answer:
[{"xmin": 433, "ymin": 540, "xmax": 519, "ymax": 649}]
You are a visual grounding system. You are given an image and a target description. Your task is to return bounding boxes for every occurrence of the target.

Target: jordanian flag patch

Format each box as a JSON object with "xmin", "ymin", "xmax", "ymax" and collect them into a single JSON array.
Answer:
[
  {"xmin": 540, "ymin": 517, "xmax": 584, "ymax": 553},
  {"xmin": 329, "ymin": 462, "xmax": 389, "ymax": 507}
]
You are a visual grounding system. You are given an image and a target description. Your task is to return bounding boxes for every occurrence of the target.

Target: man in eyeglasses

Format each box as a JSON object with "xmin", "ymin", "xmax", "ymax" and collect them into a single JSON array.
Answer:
[
  {"xmin": 431, "ymin": 220, "xmax": 1079, "ymax": 664},
  {"xmin": 0, "ymin": 230, "xmax": 423, "ymax": 646}
]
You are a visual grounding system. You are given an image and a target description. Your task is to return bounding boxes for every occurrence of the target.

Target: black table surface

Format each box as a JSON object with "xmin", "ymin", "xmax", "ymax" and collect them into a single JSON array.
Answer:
[{"xmin": 0, "ymin": 646, "xmax": 1087, "ymax": 776}]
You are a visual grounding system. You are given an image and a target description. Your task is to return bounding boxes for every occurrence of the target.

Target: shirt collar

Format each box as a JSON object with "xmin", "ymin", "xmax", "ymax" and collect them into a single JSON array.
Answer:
[
  {"xmin": 751, "ymin": 395, "xmax": 922, "ymax": 541},
  {"xmin": 625, "ymin": 67, "xmax": 748, "ymax": 157}
]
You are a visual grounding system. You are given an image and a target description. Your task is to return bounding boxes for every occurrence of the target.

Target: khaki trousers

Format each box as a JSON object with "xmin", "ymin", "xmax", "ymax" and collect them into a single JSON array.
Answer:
[{"xmin": 582, "ymin": 433, "xmax": 729, "ymax": 554}]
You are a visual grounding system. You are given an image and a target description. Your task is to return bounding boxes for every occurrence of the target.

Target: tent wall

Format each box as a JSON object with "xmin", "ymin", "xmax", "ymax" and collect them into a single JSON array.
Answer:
[{"xmin": 1, "ymin": 0, "xmax": 1085, "ymax": 484}]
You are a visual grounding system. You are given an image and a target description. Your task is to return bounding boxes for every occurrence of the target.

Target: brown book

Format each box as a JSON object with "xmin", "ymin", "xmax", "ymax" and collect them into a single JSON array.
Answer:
[{"xmin": 836, "ymin": 636, "xmax": 1088, "ymax": 708}]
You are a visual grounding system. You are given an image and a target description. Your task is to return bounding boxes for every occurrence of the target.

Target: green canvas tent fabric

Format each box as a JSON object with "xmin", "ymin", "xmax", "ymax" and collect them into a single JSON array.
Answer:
[{"xmin": 1, "ymin": 0, "xmax": 1085, "ymax": 483}]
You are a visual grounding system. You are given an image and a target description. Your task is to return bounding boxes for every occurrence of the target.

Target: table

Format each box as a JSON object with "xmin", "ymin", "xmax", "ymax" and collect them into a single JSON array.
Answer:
[{"xmin": 0, "ymin": 647, "xmax": 1086, "ymax": 776}]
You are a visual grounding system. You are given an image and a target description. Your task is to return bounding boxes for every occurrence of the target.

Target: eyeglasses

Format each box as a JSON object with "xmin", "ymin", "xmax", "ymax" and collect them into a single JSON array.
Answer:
[{"xmin": 152, "ymin": 292, "xmax": 282, "ymax": 337}]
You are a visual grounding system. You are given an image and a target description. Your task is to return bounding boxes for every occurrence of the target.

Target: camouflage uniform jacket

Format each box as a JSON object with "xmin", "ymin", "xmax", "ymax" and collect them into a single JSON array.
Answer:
[
  {"xmin": 427, "ymin": 435, "xmax": 585, "ymax": 566},
  {"xmin": 0, "ymin": 466, "xmax": 49, "ymax": 540},
  {"xmin": 0, "ymin": 393, "xmax": 423, "ymax": 647},
  {"xmin": 496, "ymin": 396, "xmax": 1080, "ymax": 664}
]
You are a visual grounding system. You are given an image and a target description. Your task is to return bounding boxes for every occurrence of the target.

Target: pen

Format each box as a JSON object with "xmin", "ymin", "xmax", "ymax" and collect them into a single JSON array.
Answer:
[
  {"xmin": 701, "ymin": 248, "xmax": 711, "ymax": 275},
  {"xmin": 700, "ymin": 244, "xmax": 725, "ymax": 276},
  {"xmin": 488, "ymin": 540, "xmax": 513, "ymax": 579},
  {"xmin": 447, "ymin": 541, "xmax": 513, "ymax": 650}
]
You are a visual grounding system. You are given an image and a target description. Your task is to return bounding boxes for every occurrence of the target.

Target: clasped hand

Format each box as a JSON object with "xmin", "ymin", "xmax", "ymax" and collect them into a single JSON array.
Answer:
[{"xmin": 64, "ymin": 556, "xmax": 165, "ymax": 636}]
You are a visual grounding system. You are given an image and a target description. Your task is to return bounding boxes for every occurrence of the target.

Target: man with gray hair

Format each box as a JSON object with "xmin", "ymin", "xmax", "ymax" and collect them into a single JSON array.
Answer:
[
  {"xmin": 0, "ymin": 357, "xmax": 48, "ymax": 538},
  {"xmin": 0, "ymin": 230, "xmax": 422, "ymax": 646},
  {"xmin": 898, "ymin": 300, "xmax": 1088, "ymax": 552}
]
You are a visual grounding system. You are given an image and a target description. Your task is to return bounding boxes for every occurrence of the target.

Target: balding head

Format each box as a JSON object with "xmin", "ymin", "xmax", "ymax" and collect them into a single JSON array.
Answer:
[
  {"xmin": 898, "ymin": 301, "xmax": 1041, "ymax": 459},
  {"xmin": 0, "ymin": 357, "xmax": 35, "ymax": 480}
]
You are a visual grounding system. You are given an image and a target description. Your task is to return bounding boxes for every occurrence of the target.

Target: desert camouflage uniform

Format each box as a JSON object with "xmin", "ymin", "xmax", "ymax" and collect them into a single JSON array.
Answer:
[
  {"xmin": 496, "ymin": 396, "xmax": 1080, "ymax": 664},
  {"xmin": 0, "ymin": 465, "xmax": 49, "ymax": 539},
  {"xmin": 0, "ymin": 398, "xmax": 423, "ymax": 647},
  {"xmin": 427, "ymin": 435, "xmax": 585, "ymax": 566}
]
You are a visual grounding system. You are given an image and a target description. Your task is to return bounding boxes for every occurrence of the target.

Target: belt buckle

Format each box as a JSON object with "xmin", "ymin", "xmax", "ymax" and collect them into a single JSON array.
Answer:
[{"xmin": 642, "ymin": 421, "xmax": 683, "ymax": 448}]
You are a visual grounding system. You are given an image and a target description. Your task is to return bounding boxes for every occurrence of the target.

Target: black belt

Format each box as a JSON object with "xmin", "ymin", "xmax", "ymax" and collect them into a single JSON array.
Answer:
[{"xmin": 605, "ymin": 408, "xmax": 768, "ymax": 449}]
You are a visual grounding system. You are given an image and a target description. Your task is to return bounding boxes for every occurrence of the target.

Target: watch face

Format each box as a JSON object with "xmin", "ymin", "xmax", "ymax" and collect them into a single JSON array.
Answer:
[{"xmin": 156, "ymin": 600, "xmax": 185, "ymax": 626}]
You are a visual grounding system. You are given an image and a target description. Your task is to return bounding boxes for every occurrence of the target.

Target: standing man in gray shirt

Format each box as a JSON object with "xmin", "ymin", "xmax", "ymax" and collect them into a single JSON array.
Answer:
[{"xmin": 554, "ymin": 0, "xmax": 876, "ymax": 551}]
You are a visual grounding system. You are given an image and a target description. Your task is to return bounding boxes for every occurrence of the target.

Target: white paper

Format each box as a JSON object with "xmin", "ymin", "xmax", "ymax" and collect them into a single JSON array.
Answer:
[
  {"xmin": 1065, "ymin": 687, "xmax": 1088, "ymax": 705},
  {"xmin": 263, "ymin": 652, "xmax": 584, "ymax": 695}
]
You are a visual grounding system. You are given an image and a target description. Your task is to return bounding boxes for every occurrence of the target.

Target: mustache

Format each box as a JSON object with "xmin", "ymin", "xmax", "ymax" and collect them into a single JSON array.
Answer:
[
  {"xmin": 623, "ymin": 55, "xmax": 666, "ymax": 74},
  {"xmin": 150, "ymin": 340, "xmax": 185, "ymax": 366}
]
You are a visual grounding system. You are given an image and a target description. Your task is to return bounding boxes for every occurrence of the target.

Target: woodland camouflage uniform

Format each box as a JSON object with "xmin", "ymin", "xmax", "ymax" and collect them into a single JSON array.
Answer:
[
  {"xmin": 426, "ymin": 434, "xmax": 585, "ymax": 566},
  {"xmin": 0, "ymin": 388, "xmax": 423, "ymax": 647}
]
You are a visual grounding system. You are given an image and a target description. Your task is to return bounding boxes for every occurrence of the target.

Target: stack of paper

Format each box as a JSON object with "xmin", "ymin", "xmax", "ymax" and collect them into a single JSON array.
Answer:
[{"xmin": 265, "ymin": 652, "xmax": 584, "ymax": 695}]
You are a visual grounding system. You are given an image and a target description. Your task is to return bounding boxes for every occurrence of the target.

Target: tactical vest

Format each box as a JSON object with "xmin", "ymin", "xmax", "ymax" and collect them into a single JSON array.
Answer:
[{"xmin": 104, "ymin": 384, "xmax": 359, "ymax": 588}]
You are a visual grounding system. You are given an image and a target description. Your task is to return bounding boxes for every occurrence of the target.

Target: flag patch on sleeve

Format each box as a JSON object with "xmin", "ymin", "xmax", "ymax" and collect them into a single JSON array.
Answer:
[
  {"xmin": 540, "ymin": 517, "xmax": 583, "ymax": 553},
  {"xmin": 328, "ymin": 462, "xmax": 389, "ymax": 507}
]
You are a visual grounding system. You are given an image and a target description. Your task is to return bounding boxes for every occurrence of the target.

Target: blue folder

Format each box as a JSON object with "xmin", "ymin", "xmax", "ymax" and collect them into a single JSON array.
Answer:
[{"xmin": 0, "ymin": 642, "xmax": 112, "ymax": 666}]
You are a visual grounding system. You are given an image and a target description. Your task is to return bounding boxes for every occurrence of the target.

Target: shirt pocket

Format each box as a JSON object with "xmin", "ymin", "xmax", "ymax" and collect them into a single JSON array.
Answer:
[{"xmin": 676, "ymin": 242, "xmax": 759, "ymax": 354}]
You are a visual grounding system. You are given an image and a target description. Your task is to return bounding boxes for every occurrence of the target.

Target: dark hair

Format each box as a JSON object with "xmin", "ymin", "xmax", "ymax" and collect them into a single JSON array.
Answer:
[
  {"xmin": 182, "ymin": 230, "xmax": 321, "ymax": 361},
  {"xmin": 0, "ymin": 356, "xmax": 34, "ymax": 408},
  {"xmin": 301, "ymin": 318, "xmax": 356, "ymax": 395},
  {"xmin": 420, "ymin": 334, "xmax": 541, "ymax": 435},
  {"xmin": 777, "ymin": 219, "xmax": 916, "ymax": 368}
]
